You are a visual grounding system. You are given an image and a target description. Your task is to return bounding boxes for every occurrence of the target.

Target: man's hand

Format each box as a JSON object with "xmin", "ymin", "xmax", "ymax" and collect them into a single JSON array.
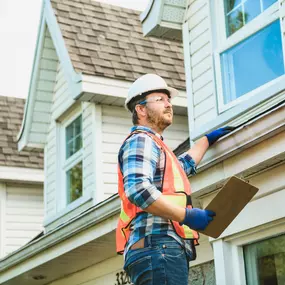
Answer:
[
  {"xmin": 181, "ymin": 208, "xmax": 216, "ymax": 231},
  {"xmin": 205, "ymin": 126, "xmax": 236, "ymax": 146}
]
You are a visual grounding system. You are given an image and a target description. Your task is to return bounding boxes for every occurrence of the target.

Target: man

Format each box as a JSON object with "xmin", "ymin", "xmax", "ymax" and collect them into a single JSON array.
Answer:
[{"xmin": 116, "ymin": 74, "xmax": 234, "ymax": 285}]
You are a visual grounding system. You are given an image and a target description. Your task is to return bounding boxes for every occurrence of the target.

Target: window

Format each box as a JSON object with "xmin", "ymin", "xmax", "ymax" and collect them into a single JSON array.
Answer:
[
  {"xmin": 244, "ymin": 234, "xmax": 285, "ymax": 285},
  {"xmin": 221, "ymin": 21, "xmax": 284, "ymax": 104},
  {"xmin": 225, "ymin": 0, "xmax": 277, "ymax": 36},
  {"xmin": 214, "ymin": 0, "xmax": 285, "ymax": 111},
  {"xmin": 64, "ymin": 115, "xmax": 83, "ymax": 205}
]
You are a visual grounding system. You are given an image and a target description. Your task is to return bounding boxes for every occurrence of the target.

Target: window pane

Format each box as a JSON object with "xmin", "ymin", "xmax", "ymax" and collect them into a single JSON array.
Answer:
[
  {"xmin": 66, "ymin": 162, "xmax": 82, "ymax": 204},
  {"xmin": 244, "ymin": 235, "xmax": 285, "ymax": 285},
  {"xmin": 227, "ymin": 8, "xmax": 244, "ymax": 36},
  {"xmin": 221, "ymin": 20, "xmax": 284, "ymax": 104},
  {"xmin": 224, "ymin": 0, "xmax": 277, "ymax": 36},
  {"xmin": 263, "ymin": 0, "xmax": 277, "ymax": 9},
  {"xmin": 66, "ymin": 115, "xmax": 82, "ymax": 159},
  {"xmin": 225, "ymin": 0, "xmax": 242, "ymax": 13},
  {"xmin": 244, "ymin": 0, "xmax": 261, "ymax": 23}
]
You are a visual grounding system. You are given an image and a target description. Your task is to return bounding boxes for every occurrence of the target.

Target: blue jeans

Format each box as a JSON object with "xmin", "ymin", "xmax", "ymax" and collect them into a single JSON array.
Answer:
[{"xmin": 124, "ymin": 235, "xmax": 190, "ymax": 285}]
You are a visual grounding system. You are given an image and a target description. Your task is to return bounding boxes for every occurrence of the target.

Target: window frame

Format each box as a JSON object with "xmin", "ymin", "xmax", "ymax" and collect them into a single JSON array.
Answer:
[
  {"xmin": 57, "ymin": 106, "xmax": 86, "ymax": 211},
  {"xmin": 213, "ymin": 0, "xmax": 285, "ymax": 113}
]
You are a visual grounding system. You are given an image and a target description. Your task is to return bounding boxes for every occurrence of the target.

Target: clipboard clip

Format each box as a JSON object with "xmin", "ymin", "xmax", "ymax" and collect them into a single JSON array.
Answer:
[{"xmin": 237, "ymin": 174, "xmax": 249, "ymax": 184}]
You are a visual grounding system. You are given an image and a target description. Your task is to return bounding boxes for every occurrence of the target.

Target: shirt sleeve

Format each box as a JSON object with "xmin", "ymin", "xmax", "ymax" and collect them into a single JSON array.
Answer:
[
  {"xmin": 178, "ymin": 152, "xmax": 197, "ymax": 176},
  {"xmin": 118, "ymin": 134, "xmax": 162, "ymax": 210}
]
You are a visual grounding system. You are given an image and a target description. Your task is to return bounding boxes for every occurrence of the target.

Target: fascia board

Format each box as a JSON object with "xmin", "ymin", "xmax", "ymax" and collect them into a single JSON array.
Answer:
[
  {"xmin": 80, "ymin": 75, "xmax": 188, "ymax": 107},
  {"xmin": 17, "ymin": 2, "xmax": 46, "ymax": 151},
  {"xmin": 44, "ymin": 0, "xmax": 83, "ymax": 96},
  {"xmin": 0, "ymin": 194, "xmax": 120, "ymax": 281},
  {"xmin": 0, "ymin": 167, "xmax": 44, "ymax": 183}
]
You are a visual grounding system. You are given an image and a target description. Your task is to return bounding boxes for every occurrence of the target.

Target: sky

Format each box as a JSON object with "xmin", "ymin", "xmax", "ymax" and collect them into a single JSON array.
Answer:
[{"xmin": 0, "ymin": 0, "xmax": 149, "ymax": 99}]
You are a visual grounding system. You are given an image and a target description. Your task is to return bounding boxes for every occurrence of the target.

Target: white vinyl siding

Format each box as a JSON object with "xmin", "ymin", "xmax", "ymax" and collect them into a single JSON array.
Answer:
[
  {"xmin": 101, "ymin": 105, "xmax": 189, "ymax": 199},
  {"xmin": 82, "ymin": 103, "xmax": 96, "ymax": 200},
  {"xmin": 45, "ymin": 121, "xmax": 57, "ymax": 217},
  {"xmin": 185, "ymin": 0, "xmax": 217, "ymax": 128},
  {"xmin": 4, "ymin": 184, "xmax": 43, "ymax": 257},
  {"xmin": 82, "ymin": 103, "xmax": 104, "ymax": 203}
]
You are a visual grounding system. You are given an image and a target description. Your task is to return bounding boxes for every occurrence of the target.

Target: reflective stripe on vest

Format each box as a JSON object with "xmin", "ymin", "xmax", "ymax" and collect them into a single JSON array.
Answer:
[{"xmin": 116, "ymin": 130, "xmax": 199, "ymax": 254}]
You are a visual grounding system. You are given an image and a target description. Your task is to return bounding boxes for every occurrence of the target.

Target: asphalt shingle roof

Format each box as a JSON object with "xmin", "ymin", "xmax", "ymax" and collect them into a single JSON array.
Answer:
[
  {"xmin": 51, "ymin": 0, "xmax": 186, "ymax": 89},
  {"xmin": 0, "ymin": 96, "xmax": 44, "ymax": 169}
]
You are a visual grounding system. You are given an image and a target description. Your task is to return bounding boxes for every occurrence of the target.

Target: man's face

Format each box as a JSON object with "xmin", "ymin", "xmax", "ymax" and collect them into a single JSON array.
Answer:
[{"xmin": 144, "ymin": 92, "xmax": 173, "ymax": 131}]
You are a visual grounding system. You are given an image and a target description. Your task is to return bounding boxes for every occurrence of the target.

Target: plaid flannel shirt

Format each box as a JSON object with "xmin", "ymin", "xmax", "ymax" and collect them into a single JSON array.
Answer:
[{"xmin": 118, "ymin": 126, "xmax": 197, "ymax": 259}]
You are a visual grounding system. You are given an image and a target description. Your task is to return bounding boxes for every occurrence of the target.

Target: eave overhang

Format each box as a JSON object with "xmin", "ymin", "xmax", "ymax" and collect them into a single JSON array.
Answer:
[{"xmin": 76, "ymin": 74, "xmax": 188, "ymax": 115}]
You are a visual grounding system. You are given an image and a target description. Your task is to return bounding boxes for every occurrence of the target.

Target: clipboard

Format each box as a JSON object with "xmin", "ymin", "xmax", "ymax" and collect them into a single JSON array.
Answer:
[{"xmin": 198, "ymin": 176, "xmax": 259, "ymax": 238}]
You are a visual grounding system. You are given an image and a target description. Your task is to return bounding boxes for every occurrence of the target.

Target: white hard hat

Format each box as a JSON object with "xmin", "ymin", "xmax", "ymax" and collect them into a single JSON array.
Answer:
[{"xmin": 125, "ymin": 74, "xmax": 179, "ymax": 111}]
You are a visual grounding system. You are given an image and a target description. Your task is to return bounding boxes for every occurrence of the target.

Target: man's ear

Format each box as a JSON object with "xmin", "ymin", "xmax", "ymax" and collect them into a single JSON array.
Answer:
[{"xmin": 135, "ymin": 104, "xmax": 147, "ymax": 118}]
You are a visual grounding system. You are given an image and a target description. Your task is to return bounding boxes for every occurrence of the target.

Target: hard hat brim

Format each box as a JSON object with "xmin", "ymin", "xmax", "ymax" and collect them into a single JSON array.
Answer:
[
  {"xmin": 167, "ymin": 86, "xmax": 179, "ymax": 100},
  {"xmin": 125, "ymin": 86, "xmax": 179, "ymax": 111}
]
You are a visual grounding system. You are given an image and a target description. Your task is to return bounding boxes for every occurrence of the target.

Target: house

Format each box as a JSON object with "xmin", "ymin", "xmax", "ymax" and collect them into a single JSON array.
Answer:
[
  {"xmin": 141, "ymin": 0, "xmax": 285, "ymax": 284},
  {"xmin": 0, "ymin": 0, "xmax": 200, "ymax": 284},
  {"xmin": 0, "ymin": 95, "xmax": 44, "ymax": 259}
]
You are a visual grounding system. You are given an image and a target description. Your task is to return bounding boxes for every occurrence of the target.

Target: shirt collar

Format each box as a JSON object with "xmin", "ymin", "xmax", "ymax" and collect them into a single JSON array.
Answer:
[{"xmin": 131, "ymin": 126, "xmax": 163, "ymax": 140}]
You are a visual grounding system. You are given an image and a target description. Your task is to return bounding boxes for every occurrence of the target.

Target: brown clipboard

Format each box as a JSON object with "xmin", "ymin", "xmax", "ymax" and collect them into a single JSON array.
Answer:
[{"xmin": 198, "ymin": 176, "xmax": 259, "ymax": 238}]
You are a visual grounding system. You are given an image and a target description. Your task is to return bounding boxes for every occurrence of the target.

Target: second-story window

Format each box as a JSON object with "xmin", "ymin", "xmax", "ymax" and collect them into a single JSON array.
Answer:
[
  {"xmin": 64, "ymin": 115, "xmax": 83, "ymax": 204},
  {"xmin": 214, "ymin": 0, "xmax": 285, "ymax": 111},
  {"xmin": 225, "ymin": 0, "xmax": 277, "ymax": 36}
]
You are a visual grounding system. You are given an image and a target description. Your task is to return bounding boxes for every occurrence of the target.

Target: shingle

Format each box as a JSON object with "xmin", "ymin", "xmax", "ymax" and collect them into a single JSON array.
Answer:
[
  {"xmin": 0, "ymin": 96, "xmax": 43, "ymax": 169},
  {"xmin": 51, "ymin": 0, "xmax": 185, "ymax": 89}
]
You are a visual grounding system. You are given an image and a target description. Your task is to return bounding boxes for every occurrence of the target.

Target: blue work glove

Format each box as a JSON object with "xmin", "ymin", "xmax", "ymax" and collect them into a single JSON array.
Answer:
[
  {"xmin": 181, "ymin": 208, "xmax": 216, "ymax": 231},
  {"xmin": 205, "ymin": 126, "xmax": 236, "ymax": 146}
]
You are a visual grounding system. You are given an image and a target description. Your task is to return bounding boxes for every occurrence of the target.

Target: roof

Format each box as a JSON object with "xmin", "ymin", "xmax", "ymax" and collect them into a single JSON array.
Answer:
[
  {"xmin": 0, "ymin": 96, "xmax": 43, "ymax": 169},
  {"xmin": 50, "ymin": 0, "xmax": 186, "ymax": 89}
]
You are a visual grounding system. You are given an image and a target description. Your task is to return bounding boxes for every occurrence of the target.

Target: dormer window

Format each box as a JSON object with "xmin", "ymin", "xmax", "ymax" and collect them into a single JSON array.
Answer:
[{"xmin": 64, "ymin": 115, "xmax": 83, "ymax": 204}]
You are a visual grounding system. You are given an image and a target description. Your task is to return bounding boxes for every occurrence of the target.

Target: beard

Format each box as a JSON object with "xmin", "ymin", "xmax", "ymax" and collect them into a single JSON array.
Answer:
[{"xmin": 146, "ymin": 107, "xmax": 173, "ymax": 132}]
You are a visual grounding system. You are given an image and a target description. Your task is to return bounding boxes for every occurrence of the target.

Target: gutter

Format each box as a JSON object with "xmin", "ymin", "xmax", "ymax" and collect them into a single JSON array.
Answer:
[{"xmin": 0, "ymin": 194, "xmax": 120, "ymax": 273}]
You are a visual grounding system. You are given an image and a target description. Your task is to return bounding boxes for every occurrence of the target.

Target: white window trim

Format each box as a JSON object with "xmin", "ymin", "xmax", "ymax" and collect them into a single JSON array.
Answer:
[
  {"xmin": 212, "ymin": 0, "xmax": 283, "ymax": 113},
  {"xmin": 56, "ymin": 105, "xmax": 86, "ymax": 212},
  {"xmin": 212, "ymin": 219, "xmax": 285, "ymax": 285}
]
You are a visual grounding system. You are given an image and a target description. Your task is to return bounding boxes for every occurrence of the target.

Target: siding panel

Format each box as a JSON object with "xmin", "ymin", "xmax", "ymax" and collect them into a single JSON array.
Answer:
[
  {"xmin": 185, "ymin": 0, "xmax": 217, "ymax": 128},
  {"xmin": 4, "ymin": 185, "xmax": 43, "ymax": 256},
  {"xmin": 82, "ymin": 102, "xmax": 96, "ymax": 195}
]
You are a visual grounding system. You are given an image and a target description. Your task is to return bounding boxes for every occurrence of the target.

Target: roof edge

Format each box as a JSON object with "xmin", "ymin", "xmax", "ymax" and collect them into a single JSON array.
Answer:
[
  {"xmin": 0, "ymin": 194, "xmax": 120, "ymax": 280},
  {"xmin": 17, "ymin": 1, "xmax": 46, "ymax": 148},
  {"xmin": 44, "ymin": 0, "xmax": 82, "ymax": 87}
]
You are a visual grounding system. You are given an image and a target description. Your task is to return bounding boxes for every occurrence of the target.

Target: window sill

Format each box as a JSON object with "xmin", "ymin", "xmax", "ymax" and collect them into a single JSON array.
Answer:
[{"xmin": 43, "ymin": 192, "xmax": 93, "ymax": 227}]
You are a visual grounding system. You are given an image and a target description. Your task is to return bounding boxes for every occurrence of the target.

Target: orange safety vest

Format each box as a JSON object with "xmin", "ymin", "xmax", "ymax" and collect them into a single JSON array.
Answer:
[{"xmin": 116, "ymin": 130, "xmax": 199, "ymax": 254}]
